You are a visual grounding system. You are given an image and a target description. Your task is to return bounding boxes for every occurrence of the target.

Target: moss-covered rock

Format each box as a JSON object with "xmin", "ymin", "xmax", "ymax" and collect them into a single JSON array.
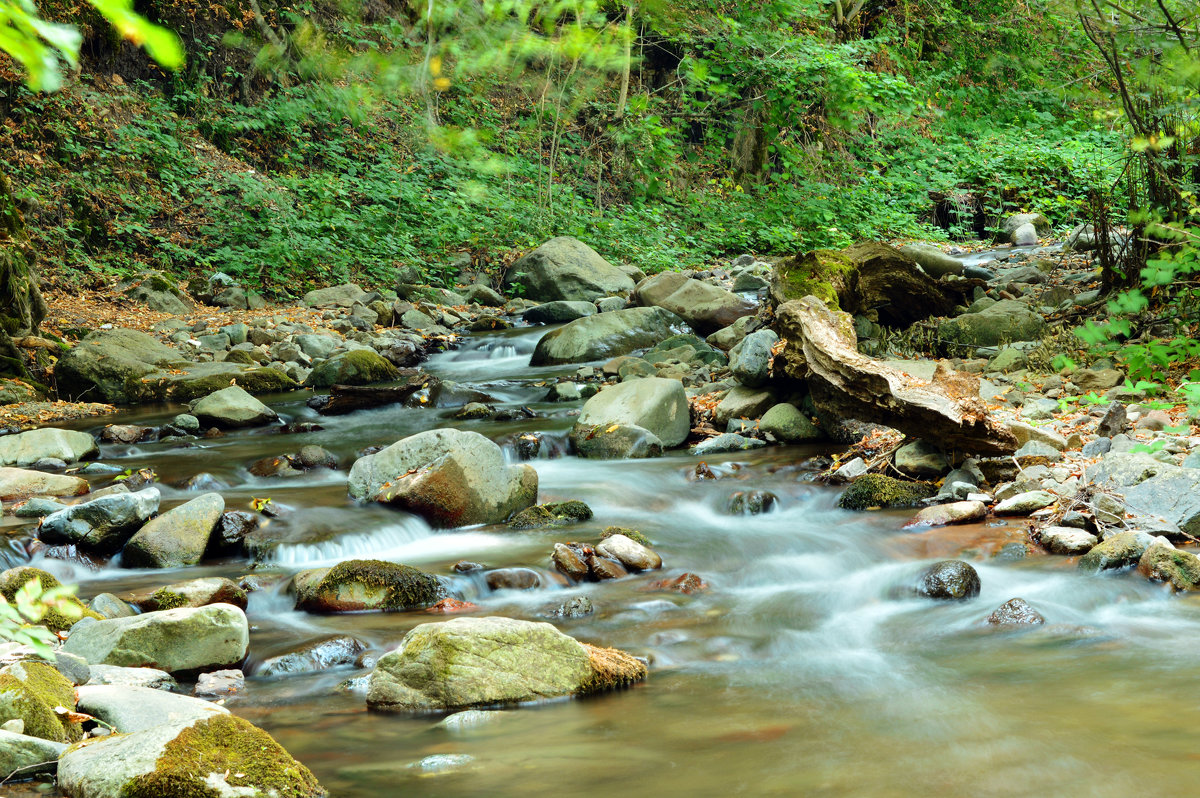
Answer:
[
  {"xmin": 769, "ymin": 249, "xmax": 856, "ymax": 308},
  {"xmin": 836, "ymin": 474, "xmax": 938, "ymax": 511},
  {"xmin": 304, "ymin": 349, "xmax": 398, "ymax": 388},
  {"xmin": 293, "ymin": 559, "xmax": 444, "ymax": 613},
  {"xmin": 58, "ymin": 714, "xmax": 324, "ymax": 798},
  {"xmin": 601, "ymin": 526, "xmax": 652, "ymax": 547},
  {"xmin": 141, "ymin": 577, "xmax": 248, "ymax": 612},
  {"xmin": 507, "ymin": 500, "xmax": 593, "ymax": 531},
  {"xmin": 366, "ymin": 616, "xmax": 645, "ymax": 712},
  {"xmin": 0, "ymin": 660, "xmax": 83, "ymax": 743},
  {"xmin": 0, "ymin": 567, "xmax": 99, "ymax": 633}
]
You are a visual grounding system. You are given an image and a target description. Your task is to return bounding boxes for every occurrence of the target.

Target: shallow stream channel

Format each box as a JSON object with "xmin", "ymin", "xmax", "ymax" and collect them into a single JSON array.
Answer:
[{"xmin": 10, "ymin": 318, "xmax": 1200, "ymax": 797}]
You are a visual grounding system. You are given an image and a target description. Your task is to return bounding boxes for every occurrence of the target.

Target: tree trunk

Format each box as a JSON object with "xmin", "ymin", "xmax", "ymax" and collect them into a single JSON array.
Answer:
[
  {"xmin": 731, "ymin": 94, "xmax": 769, "ymax": 184},
  {"xmin": 0, "ymin": 169, "xmax": 46, "ymax": 379}
]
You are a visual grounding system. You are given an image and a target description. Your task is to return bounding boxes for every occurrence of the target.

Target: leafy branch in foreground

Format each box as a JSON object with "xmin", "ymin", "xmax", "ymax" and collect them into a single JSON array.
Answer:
[{"xmin": 0, "ymin": 578, "xmax": 82, "ymax": 660}]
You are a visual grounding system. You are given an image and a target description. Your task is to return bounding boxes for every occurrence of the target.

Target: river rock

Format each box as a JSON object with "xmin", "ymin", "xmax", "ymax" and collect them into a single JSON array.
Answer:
[
  {"xmin": 570, "ymin": 377, "xmax": 690, "ymax": 450},
  {"xmin": 303, "ymin": 282, "xmax": 365, "ymax": 307},
  {"xmin": 140, "ymin": 576, "xmax": 248, "ymax": 611},
  {"xmin": 56, "ymin": 713, "xmax": 324, "ymax": 798},
  {"xmin": 0, "ymin": 728, "xmax": 67, "ymax": 779},
  {"xmin": 759, "ymin": 403, "xmax": 822, "ymax": 442},
  {"xmin": 0, "ymin": 468, "xmax": 87, "ymax": 499},
  {"xmin": 258, "ymin": 635, "xmax": 366, "ymax": 677},
  {"xmin": 76, "ymin": 684, "xmax": 228, "ymax": 733},
  {"xmin": 894, "ymin": 439, "xmax": 948, "ymax": 477},
  {"xmin": 1000, "ymin": 213, "xmax": 1050, "ymax": 243},
  {"xmin": 38, "ymin": 487, "xmax": 161, "ymax": 552},
  {"xmin": 189, "ymin": 385, "xmax": 278, "ymax": 428},
  {"xmin": 486, "ymin": 568, "xmax": 542, "ymax": 591},
  {"xmin": 507, "ymin": 500, "xmax": 593, "ymax": 530},
  {"xmin": 0, "ymin": 660, "xmax": 83, "ymax": 743},
  {"xmin": 595, "ymin": 533, "xmax": 662, "ymax": 572},
  {"xmin": 523, "ymin": 301, "xmax": 597, "ymax": 324},
  {"xmin": 54, "ymin": 328, "xmax": 185, "ymax": 403},
  {"xmin": 1137, "ymin": 542, "xmax": 1200, "ymax": 590},
  {"xmin": 504, "ymin": 237, "xmax": 635, "ymax": 302},
  {"xmin": 85, "ymin": 665, "xmax": 176, "ymax": 691},
  {"xmin": 1087, "ymin": 453, "xmax": 1200, "ymax": 536},
  {"xmin": 1006, "ymin": 420, "xmax": 1068, "ymax": 451},
  {"xmin": 985, "ymin": 598, "xmax": 1045, "ymax": 626},
  {"xmin": 366, "ymin": 616, "xmax": 646, "ymax": 712},
  {"xmin": 994, "ymin": 490, "xmax": 1056, "ymax": 515},
  {"xmin": 908, "ymin": 500, "xmax": 986, "ymax": 527},
  {"xmin": 1010, "ymin": 222, "xmax": 1039, "ymax": 246},
  {"xmin": 1039, "ymin": 526, "xmax": 1098, "ymax": 555},
  {"xmin": 632, "ymin": 272, "xmax": 757, "ymax": 335},
  {"xmin": 122, "ymin": 493, "xmax": 224, "ymax": 568},
  {"xmin": 837, "ymin": 475, "xmax": 938, "ymax": 510},
  {"xmin": 572, "ymin": 423, "xmax": 664, "ymax": 459},
  {"xmin": 1078, "ymin": 530, "xmax": 1156, "ymax": 573},
  {"xmin": 304, "ymin": 350, "xmax": 399, "ymax": 388},
  {"xmin": 728, "ymin": 329, "xmax": 778, "ymax": 387},
  {"xmin": 0, "ymin": 428, "xmax": 98, "ymax": 467},
  {"xmin": 713, "ymin": 385, "xmax": 775, "ymax": 427},
  {"xmin": 898, "ymin": 243, "xmax": 964, "ymax": 277},
  {"xmin": 938, "ymin": 300, "xmax": 1045, "ymax": 347},
  {"xmin": 347, "ymin": 428, "xmax": 537, "ymax": 527},
  {"xmin": 690, "ymin": 433, "xmax": 765, "ymax": 456},
  {"xmin": 916, "ymin": 560, "xmax": 981, "ymax": 600},
  {"xmin": 530, "ymin": 307, "xmax": 685, "ymax": 366},
  {"xmin": 62, "ymin": 603, "xmax": 249, "ymax": 674},
  {"xmin": 293, "ymin": 559, "xmax": 444, "ymax": 612}
]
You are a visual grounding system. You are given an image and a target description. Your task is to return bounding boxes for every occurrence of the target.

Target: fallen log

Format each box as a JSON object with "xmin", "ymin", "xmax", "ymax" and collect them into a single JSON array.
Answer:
[
  {"xmin": 774, "ymin": 296, "xmax": 1018, "ymax": 456},
  {"xmin": 307, "ymin": 372, "xmax": 437, "ymax": 415}
]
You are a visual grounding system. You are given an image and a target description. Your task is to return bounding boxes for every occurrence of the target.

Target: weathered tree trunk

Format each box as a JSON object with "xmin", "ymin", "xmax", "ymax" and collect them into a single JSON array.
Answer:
[
  {"xmin": 775, "ymin": 296, "xmax": 1017, "ymax": 456},
  {"xmin": 0, "ymin": 170, "xmax": 46, "ymax": 379},
  {"xmin": 731, "ymin": 94, "xmax": 769, "ymax": 184}
]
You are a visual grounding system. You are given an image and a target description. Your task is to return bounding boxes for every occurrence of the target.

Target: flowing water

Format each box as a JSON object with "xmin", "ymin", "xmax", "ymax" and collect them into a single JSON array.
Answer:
[{"xmin": 12, "ymin": 322, "xmax": 1200, "ymax": 797}]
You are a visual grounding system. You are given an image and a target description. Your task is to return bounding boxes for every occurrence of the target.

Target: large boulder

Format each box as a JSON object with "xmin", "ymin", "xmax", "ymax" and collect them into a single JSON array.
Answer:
[
  {"xmin": 76, "ymin": 684, "xmax": 228, "ymax": 733},
  {"xmin": 366, "ymin": 616, "xmax": 646, "ymax": 712},
  {"xmin": 303, "ymin": 350, "xmax": 398, "ymax": 388},
  {"xmin": 504, "ymin": 237, "xmax": 635, "ymax": 302},
  {"xmin": 0, "ymin": 467, "xmax": 88, "ymax": 501},
  {"xmin": 120, "ymin": 271, "xmax": 191, "ymax": 315},
  {"xmin": 0, "ymin": 428, "xmax": 97, "ymax": 467},
  {"xmin": 303, "ymin": 282, "xmax": 366, "ymax": 308},
  {"xmin": 38, "ymin": 487, "xmax": 161, "ymax": 553},
  {"xmin": 529, "ymin": 307, "xmax": 686, "ymax": 366},
  {"xmin": 122, "ymin": 493, "xmax": 224, "ymax": 569},
  {"xmin": 0, "ymin": 660, "xmax": 84, "ymax": 742},
  {"xmin": 1088, "ymin": 453, "xmax": 1200, "ymax": 536},
  {"xmin": 62, "ymin": 604, "xmax": 249, "ymax": 674},
  {"xmin": 632, "ymin": 273, "xmax": 757, "ymax": 335},
  {"xmin": 54, "ymin": 329, "xmax": 184, "ymax": 403},
  {"xmin": 523, "ymin": 301, "xmax": 598, "ymax": 324},
  {"xmin": 569, "ymin": 377, "xmax": 690, "ymax": 451},
  {"xmin": 938, "ymin": 299, "xmax": 1045, "ymax": 347},
  {"xmin": 292, "ymin": 560, "xmax": 444, "ymax": 612},
  {"xmin": 347, "ymin": 428, "xmax": 537, "ymax": 527},
  {"xmin": 189, "ymin": 385, "xmax": 277, "ymax": 428},
  {"xmin": 57, "ymin": 714, "xmax": 324, "ymax": 798}
]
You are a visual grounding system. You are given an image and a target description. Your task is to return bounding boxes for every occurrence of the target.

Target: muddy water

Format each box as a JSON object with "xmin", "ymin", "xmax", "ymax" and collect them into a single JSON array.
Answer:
[{"xmin": 17, "ymin": 324, "xmax": 1200, "ymax": 797}]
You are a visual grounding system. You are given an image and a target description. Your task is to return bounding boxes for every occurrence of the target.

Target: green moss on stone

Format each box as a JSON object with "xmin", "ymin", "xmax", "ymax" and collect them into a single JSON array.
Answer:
[
  {"xmin": 601, "ymin": 526, "xmax": 652, "ymax": 547},
  {"xmin": 836, "ymin": 474, "xmax": 938, "ymax": 511},
  {"xmin": 0, "ymin": 567, "xmax": 100, "ymax": 633},
  {"xmin": 148, "ymin": 589, "xmax": 188, "ymax": 611},
  {"xmin": 341, "ymin": 349, "xmax": 398, "ymax": 382},
  {"xmin": 122, "ymin": 714, "xmax": 323, "ymax": 798},
  {"xmin": 313, "ymin": 559, "xmax": 443, "ymax": 611},
  {"xmin": 223, "ymin": 350, "xmax": 257, "ymax": 365},
  {"xmin": 507, "ymin": 500, "xmax": 594, "ymax": 531},
  {"xmin": 0, "ymin": 661, "xmax": 83, "ymax": 742},
  {"xmin": 772, "ymin": 249, "xmax": 857, "ymax": 307}
]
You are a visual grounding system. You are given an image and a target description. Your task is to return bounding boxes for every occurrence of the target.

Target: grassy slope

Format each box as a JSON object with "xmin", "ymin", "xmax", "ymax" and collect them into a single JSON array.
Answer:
[{"xmin": 0, "ymin": 0, "xmax": 1120, "ymax": 298}]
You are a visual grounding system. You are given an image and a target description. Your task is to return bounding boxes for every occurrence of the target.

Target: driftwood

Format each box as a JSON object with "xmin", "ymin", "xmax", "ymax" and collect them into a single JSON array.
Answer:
[
  {"xmin": 770, "ymin": 241, "xmax": 983, "ymax": 328},
  {"xmin": 307, "ymin": 371, "xmax": 436, "ymax": 415},
  {"xmin": 775, "ymin": 296, "xmax": 1018, "ymax": 456}
]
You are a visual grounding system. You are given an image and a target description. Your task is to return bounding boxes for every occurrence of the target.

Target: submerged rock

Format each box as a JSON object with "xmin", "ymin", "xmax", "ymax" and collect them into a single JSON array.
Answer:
[
  {"xmin": 507, "ymin": 500, "xmax": 593, "ymax": 530},
  {"xmin": 837, "ymin": 475, "xmax": 938, "ymax": 511},
  {"xmin": 56, "ymin": 713, "xmax": 325, "ymax": 798},
  {"xmin": 293, "ymin": 559, "xmax": 444, "ymax": 613},
  {"xmin": 572, "ymin": 423, "xmax": 664, "ymax": 459},
  {"xmin": 189, "ymin": 385, "xmax": 278, "ymax": 428},
  {"xmin": 347, "ymin": 428, "xmax": 537, "ymax": 527},
  {"xmin": 985, "ymin": 598, "xmax": 1045, "ymax": 626},
  {"xmin": 530, "ymin": 307, "xmax": 685, "ymax": 366},
  {"xmin": 366, "ymin": 616, "xmax": 646, "ymax": 712},
  {"xmin": 596, "ymin": 533, "xmax": 662, "ymax": 572},
  {"xmin": 258, "ymin": 635, "xmax": 367, "ymax": 677},
  {"xmin": 915, "ymin": 560, "xmax": 981, "ymax": 600}
]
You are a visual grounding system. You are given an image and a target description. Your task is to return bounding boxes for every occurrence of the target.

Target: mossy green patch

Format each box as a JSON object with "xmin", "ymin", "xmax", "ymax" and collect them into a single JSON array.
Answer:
[
  {"xmin": 122, "ymin": 714, "xmax": 324, "ymax": 798},
  {"xmin": 507, "ymin": 500, "xmax": 594, "ymax": 531},
  {"xmin": 0, "ymin": 566, "xmax": 101, "ymax": 633},
  {"xmin": 836, "ymin": 474, "xmax": 938, "ymax": 511},
  {"xmin": 770, "ymin": 249, "xmax": 857, "ymax": 308},
  {"xmin": 308, "ymin": 559, "xmax": 443, "ymax": 611},
  {"xmin": 601, "ymin": 526, "xmax": 652, "ymax": 547},
  {"xmin": 222, "ymin": 349, "xmax": 257, "ymax": 365},
  {"xmin": 147, "ymin": 589, "xmax": 188, "ymax": 611},
  {"xmin": 0, "ymin": 661, "xmax": 83, "ymax": 742}
]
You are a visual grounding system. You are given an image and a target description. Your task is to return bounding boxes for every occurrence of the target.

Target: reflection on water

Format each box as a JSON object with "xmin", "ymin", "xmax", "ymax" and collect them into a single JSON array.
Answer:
[{"xmin": 20, "ymin": 325, "xmax": 1200, "ymax": 797}]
